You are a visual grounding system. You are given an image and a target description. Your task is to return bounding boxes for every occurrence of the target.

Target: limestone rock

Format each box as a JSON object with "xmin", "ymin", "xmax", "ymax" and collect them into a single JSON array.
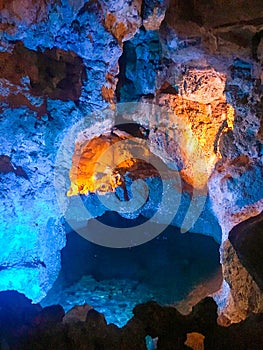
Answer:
[
  {"xmin": 219, "ymin": 239, "xmax": 263, "ymax": 324},
  {"xmin": 0, "ymin": 0, "xmax": 138, "ymax": 301},
  {"xmin": 208, "ymin": 156, "xmax": 263, "ymax": 240},
  {"xmin": 103, "ymin": 0, "xmax": 142, "ymax": 42},
  {"xmin": 214, "ymin": 213, "xmax": 263, "ymax": 324},
  {"xmin": 178, "ymin": 67, "xmax": 226, "ymax": 104},
  {"xmin": 208, "ymin": 156, "xmax": 263, "ymax": 323}
]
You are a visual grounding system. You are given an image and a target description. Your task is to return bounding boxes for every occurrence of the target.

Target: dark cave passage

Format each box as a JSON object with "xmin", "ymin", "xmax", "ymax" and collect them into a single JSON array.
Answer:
[{"xmin": 42, "ymin": 213, "xmax": 221, "ymax": 326}]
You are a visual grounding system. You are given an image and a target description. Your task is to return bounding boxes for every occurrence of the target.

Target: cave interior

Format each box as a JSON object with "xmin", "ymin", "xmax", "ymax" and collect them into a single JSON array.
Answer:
[{"xmin": 0, "ymin": 0, "xmax": 263, "ymax": 349}]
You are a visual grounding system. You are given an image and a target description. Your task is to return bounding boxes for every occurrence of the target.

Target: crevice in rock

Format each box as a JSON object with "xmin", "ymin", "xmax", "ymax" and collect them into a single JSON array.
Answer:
[
  {"xmin": 0, "ymin": 155, "xmax": 28, "ymax": 179},
  {"xmin": 111, "ymin": 123, "xmax": 149, "ymax": 140},
  {"xmin": 115, "ymin": 28, "xmax": 161, "ymax": 102},
  {"xmin": 115, "ymin": 43, "xmax": 128, "ymax": 102},
  {"xmin": 213, "ymin": 17, "xmax": 263, "ymax": 30},
  {"xmin": 77, "ymin": 0, "xmax": 102, "ymax": 17},
  {"xmin": 0, "ymin": 41, "xmax": 86, "ymax": 117},
  {"xmin": 0, "ymin": 258, "xmax": 46, "ymax": 271}
]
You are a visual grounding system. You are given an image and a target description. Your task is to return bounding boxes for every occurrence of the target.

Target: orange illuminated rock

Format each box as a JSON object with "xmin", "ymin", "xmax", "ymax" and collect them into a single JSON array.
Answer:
[
  {"xmin": 156, "ymin": 93, "xmax": 234, "ymax": 188},
  {"xmin": 185, "ymin": 332, "xmax": 205, "ymax": 350},
  {"xmin": 67, "ymin": 132, "xmax": 154, "ymax": 196},
  {"xmin": 69, "ymin": 66, "xmax": 235, "ymax": 195},
  {"xmin": 104, "ymin": 13, "xmax": 127, "ymax": 42},
  {"xmin": 68, "ymin": 92, "xmax": 235, "ymax": 196},
  {"xmin": 67, "ymin": 127, "xmax": 192, "ymax": 197},
  {"xmin": 68, "ymin": 133, "xmax": 124, "ymax": 196}
]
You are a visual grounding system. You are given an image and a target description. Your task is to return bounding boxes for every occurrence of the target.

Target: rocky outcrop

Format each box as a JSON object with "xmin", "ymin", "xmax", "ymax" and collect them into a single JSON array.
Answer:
[
  {"xmin": 141, "ymin": 0, "xmax": 168, "ymax": 31},
  {"xmin": 217, "ymin": 239, "xmax": 263, "ymax": 324},
  {"xmin": 214, "ymin": 213, "xmax": 263, "ymax": 324},
  {"xmin": 208, "ymin": 157, "xmax": 263, "ymax": 322},
  {"xmin": 59, "ymin": 102, "xmax": 222, "ymax": 241},
  {"xmin": 63, "ymin": 304, "xmax": 93, "ymax": 324},
  {"xmin": 229, "ymin": 213, "xmax": 263, "ymax": 291},
  {"xmin": 0, "ymin": 291, "xmax": 262, "ymax": 350}
]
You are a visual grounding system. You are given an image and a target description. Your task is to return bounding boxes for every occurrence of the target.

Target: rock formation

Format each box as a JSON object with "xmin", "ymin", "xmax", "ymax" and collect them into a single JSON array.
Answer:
[
  {"xmin": 0, "ymin": 0, "xmax": 262, "ymax": 334},
  {"xmin": 0, "ymin": 291, "xmax": 262, "ymax": 350}
]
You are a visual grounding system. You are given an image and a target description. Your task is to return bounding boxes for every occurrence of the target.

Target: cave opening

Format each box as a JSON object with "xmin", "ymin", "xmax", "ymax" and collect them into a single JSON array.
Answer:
[
  {"xmin": 42, "ymin": 119, "xmax": 222, "ymax": 327},
  {"xmin": 41, "ymin": 214, "xmax": 221, "ymax": 327}
]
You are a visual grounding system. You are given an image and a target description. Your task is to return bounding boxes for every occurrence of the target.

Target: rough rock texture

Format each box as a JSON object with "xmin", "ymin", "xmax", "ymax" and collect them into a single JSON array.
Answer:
[
  {"xmin": 103, "ymin": 0, "xmax": 142, "ymax": 42},
  {"xmin": 0, "ymin": 41, "xmax": 85, "ymax": 118},
  {"xmin": 0, "ymin": 108, "xmax": 70, "ymax": 301},
  {"xmin": 0, "ymin": 0, "xmax": 262, "ymax": 325},
  {"xmin": 165, "ymin": 0, "xmax": 263, "ymax": 58},
  {"xmin": 0, "ymin": 0, "xmax": 50, "ymax": 26},
  {"xmin": 0, "ymin": 0, "xmax": 137, "ymax": 301},
  {"xmin": 214, "ymin": 213, "xmax": 263, "ymax": 324},
  {"xmin": 142, "ymin": 0, "xmax": 168, "ymax": 31},
  {"xmin": 155, "ymin": 93, "xmax": 234, "ymax": 188},
  {"xmin": 218, "ymin": 239, "xmax": 263, "ymax": 324},
  {"xmin": 208, "ymin": 157, "xmax": 263, "ymax": 322}
]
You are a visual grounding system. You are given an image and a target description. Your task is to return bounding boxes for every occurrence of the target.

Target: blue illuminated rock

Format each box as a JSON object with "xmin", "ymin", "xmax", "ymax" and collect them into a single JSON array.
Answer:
[
  {"xmin": 0, "ymin": 109, "xmax": 65, "ymax": 301},
  {"xmin": 0, "ymin": 98, "xmax": 88, "ymax": 301},
  {"xmin": 119, "ymin": 29, "xmax": 162, "ymax": 101},
  {"xmin": 0, "ymin": 0, "xmax": 126, "ymax": 301}
]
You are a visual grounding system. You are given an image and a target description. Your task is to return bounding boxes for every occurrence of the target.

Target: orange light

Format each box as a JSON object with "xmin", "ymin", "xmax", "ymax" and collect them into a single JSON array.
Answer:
[
  {"xmin": 157, "ymin": 94, "xmax": 235, "ymax": 188},
  {"xmin": 67, "ymin": 133, "xmax": 147, "ymax": 196}
]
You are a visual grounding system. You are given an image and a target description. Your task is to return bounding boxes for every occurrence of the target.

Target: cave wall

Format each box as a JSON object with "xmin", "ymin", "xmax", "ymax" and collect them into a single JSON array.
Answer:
[
  {"xmin": 0, "ymin": 0, "xmax": 125, "ymax": 301},
  {"xmin": 0, "ymin": 0, "xmax": 262, "ymax": 322}
]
